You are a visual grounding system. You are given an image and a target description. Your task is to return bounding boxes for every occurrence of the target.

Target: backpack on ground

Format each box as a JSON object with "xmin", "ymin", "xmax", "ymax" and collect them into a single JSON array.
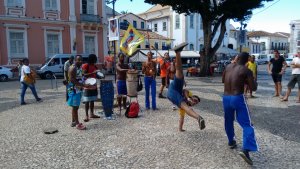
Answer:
[{"xmin": 125, "ymin": 101, "xmax": 140, "ymax": 118}]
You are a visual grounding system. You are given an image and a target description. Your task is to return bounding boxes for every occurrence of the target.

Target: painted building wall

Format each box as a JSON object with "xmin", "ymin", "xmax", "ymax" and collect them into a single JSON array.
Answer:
[{"xmin": 0, "ymin": 0, "xmax": 106, "ymax": 65}]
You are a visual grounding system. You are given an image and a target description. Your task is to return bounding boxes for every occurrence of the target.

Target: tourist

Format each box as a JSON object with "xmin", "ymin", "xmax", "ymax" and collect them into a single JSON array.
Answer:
[{"xmin": 116, "ymin": 52, "xmax": 130, "ymax": 110}]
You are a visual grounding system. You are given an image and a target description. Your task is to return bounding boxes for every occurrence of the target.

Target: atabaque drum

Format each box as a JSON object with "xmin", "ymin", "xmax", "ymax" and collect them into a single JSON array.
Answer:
[
  {"xmin": 126, "ymin": 70, "xmax": 138, "ymax": 97},
  {"xmin": 100, "ymin": 80, "xmax": 114, "ymax": 117}
]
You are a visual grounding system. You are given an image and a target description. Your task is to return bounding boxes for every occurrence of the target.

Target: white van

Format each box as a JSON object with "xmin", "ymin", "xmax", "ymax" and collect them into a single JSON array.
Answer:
[
  {"xmin": 36, "ymin": 54, "xmax": 89, "ymax": 79},
  {"xmin": 252, "ymin": 54, "xmax": 270, "ymax": 64}
]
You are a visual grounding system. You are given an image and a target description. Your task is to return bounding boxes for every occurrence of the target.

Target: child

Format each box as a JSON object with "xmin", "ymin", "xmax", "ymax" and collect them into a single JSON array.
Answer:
[
  {"xmin": 178, "ymin": 89, "xmax": 201, "ymax": 131},
  {"xmin": 245, "ymin": 55, "xmax": 257, "ymax": 97},
  {"xmin": 167, "ymin": 42, "xmax": 205, "ymax": 131}
]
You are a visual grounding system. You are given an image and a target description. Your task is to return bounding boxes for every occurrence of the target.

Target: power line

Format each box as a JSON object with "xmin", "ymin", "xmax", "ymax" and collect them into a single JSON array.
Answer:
[{"xmin": 253, "ymin": 0, "xmax": 281, "ymax": 15}]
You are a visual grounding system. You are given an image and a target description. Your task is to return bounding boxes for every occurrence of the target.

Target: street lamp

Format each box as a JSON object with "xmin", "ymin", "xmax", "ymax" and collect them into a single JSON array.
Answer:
[
  {"xmin": 106, "ymin": 0, "xmax": 117, "ymax": 80},
  {"xmin": 255, "ymin": 36, "xmax": 260, "ymax": 53},
  {"xmin": 222, "ymin": 32, "xmax": 227, "ymax": 47}
]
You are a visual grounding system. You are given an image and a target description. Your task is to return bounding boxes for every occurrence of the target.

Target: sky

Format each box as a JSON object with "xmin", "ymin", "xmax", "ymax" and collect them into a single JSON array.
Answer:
[{"xmin": 107, "ymin": 0, "xmax": 299, "ymax": 33}]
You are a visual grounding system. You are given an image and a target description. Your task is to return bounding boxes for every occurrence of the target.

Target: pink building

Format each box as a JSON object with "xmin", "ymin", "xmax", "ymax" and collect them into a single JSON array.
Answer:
[{"xmin": 0, "ymin": 0, "xmax": 107, "ymax": 66}]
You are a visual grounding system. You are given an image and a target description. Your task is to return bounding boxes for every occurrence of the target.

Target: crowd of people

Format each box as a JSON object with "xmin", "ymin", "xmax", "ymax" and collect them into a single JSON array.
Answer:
[{"xmin": 15, "ymin": 42, "xmax": 300, "ymax": 165}]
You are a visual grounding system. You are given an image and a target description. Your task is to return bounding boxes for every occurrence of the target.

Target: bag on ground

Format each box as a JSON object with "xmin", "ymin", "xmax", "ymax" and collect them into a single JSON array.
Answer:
[{"xmin": 125, "ymin": 101, "xmax": 140, "ymax": 118}]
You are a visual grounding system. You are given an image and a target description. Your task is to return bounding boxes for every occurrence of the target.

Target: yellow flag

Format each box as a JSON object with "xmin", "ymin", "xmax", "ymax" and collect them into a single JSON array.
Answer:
[{"xmin": 120, "ymin": 24, "xmax": 144, "ymax": 56}]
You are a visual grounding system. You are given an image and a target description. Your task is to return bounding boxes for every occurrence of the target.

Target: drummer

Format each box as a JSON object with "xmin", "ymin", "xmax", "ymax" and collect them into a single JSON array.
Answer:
[
  {"xmin": 82, "ymin": 54, "xmax": 100, "ymax": 122},
  {"xmin": 116, "ymin": 52, "xmax": 130, "ymax": 110}
]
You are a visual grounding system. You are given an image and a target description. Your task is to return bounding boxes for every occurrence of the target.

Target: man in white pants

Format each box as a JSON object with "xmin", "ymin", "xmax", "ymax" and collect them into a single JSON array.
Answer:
[{"xmin": 281, "ymin": 52, "xmax": 300, "ymax": 103}]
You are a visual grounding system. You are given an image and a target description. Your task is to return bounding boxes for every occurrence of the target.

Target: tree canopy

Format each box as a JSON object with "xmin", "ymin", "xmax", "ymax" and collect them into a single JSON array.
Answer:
[{"xmin": 144, "ymin": 0, "xmax": 274, "ymax": 76}]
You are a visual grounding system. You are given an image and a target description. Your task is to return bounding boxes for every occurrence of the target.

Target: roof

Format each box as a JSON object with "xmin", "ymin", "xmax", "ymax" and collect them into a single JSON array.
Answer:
[
  {"xmin": 146, "ymin": 13, "xmax": 170, "ymax": 20},
  {"xmin": 247, "ymin": 31, "xmax": 288, "ymax": 38},
  {"xmin": 274, "ymin": 32, "xmax": 290, "ymax": 38},
  {"xmin": 114, "ymin": 12, "xmax": 146, "ymax": 21},
  {"xmin": 141, "ymin": 4, "xmax": 170, "ymax": 14},
  {"xmin": 120, "ymin": 29, "xmax": 169, "ymax": 40}
]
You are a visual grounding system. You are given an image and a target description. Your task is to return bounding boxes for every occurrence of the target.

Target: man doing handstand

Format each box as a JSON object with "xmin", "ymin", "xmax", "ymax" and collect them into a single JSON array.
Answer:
[{"xmin": 167, "ymin": 42, "xmax": 205, "ymax": 130}]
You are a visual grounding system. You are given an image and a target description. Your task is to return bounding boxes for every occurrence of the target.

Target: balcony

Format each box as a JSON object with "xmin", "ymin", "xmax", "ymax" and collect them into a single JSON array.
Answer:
[{"xmin": 80, "ymin": 14, "xmax": 102, "ymax": 24}]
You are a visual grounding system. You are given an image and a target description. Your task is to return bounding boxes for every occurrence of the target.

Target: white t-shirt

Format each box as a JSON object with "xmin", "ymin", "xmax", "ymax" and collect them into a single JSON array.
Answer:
[
  {"xmin": 291, "ymin": 57, "xmax": 300, "ymax": 75},
  {"xmin": 20, "ymin": 65, "xmax": 31, "ymax": 82}
]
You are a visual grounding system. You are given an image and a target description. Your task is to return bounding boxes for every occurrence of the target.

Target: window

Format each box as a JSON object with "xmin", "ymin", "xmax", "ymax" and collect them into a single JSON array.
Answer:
[
  {"xmin": 154, "ymin": 23, "xmax": 158, "ymax": 32},
  {"xmin": 141, "ymin": 22, "xmax": 145, "ymax": 29},
  {"xmin": 47, "ymin": 33, "xmax": 60, "ymax": 57},
  {"xmin": 133, "ymin": 20, "xmax": 137, "ymax": 28},
  {"xmin": 175, "ymin": 15, "xmax": 180, "ymax": 29},
  {"xmin": 45, "ymin": 0, "xmax": 57, "ymax": 10},
  {"xmin": 162, "ymin": 42, "xmax": 166, "ymax": 49},
  {"xmin": 163, "ymin": 22, "xmax": 167, "ymax": 31},
  {"xmin": 189, "ymin": 14, "xmax": 194, "ymax": 28},
  {"xmin": 85, "ymin": 36, "xmax": 96, "ymax": 54},
  {"xmin": 145, "ymin": 40, "xmax": 149, "ymax": 48},
  {"xmin": 271, "ymin": 42, "xmax": 274, "ymax": 50},
  {"xmin": 275, "ymin": 43, "xmax": 277, "ymax": 49},
  {"xmin": 82, "ymin": 0, "xmax": 94, "ymax": 14},
  {"xmin": 7, "ymin": 0, "xmax": 23, "ymax": 7},
  {"xmin": 189, "ymin": 44, "xmax": 194, "ymax": 50},
  {"xmin": 9, "ymin": 32, "xmax": 25, "ymax": 57},
  {"xmin": 154, "ymin": 42, "xmax": 159, "ymax": 49}
]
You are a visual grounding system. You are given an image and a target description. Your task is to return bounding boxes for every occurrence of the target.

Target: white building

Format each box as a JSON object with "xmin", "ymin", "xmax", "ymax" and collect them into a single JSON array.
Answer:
[
  {"xmin": 248, "ymin": 31, "xmax": 289, "ymax": 55},
  {"xmin": 139, "ymin": 5, "xmax": 230, "ymax": 51},
  {"xmin": 290, "ymin": 20, "xmax": 300, "ymax": 54}
]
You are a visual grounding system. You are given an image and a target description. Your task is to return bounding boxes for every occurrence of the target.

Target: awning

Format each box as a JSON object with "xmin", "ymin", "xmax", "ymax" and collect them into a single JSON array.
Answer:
[
  {"xmin": 130, "ymin": 49, "xmax": 200, "ymax": 62},
  {"xmin": 216, "ymin": 46, "xmax": 239, "ymax": 55}
]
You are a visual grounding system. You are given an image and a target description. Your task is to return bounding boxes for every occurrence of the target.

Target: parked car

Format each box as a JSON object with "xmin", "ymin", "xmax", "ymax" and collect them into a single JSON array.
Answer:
[
  {"xmin": 285, "ymin": 58, "xmax": 293, "ymax": 67},
  {"xmin": 36, "ymin": 54, "xmax": 89, "ymax": 79},
  {"xmin": 252, "ymin": 54, "xmax": 270, "ymax": 64},
  {"xmin": 0, "ymin": 66, "xmax": 13, "ymax": 82}
]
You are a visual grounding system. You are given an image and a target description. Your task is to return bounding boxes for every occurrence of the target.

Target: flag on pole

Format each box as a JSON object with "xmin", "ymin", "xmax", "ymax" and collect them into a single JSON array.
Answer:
[{"xmin": 120, "ymin": 24, "xmax": 144, "ymax": 56}]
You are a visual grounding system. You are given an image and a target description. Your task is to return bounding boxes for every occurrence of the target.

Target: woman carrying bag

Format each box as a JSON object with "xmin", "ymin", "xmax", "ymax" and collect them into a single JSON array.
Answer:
[{"xmin": 20, "ymin": 58, "xmax": 42, "ymax": 105}]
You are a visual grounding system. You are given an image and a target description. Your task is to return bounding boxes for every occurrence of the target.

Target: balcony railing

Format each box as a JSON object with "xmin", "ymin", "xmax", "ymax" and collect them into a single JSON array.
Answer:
[{"xmin": 80, "ymin": 14, "xmax": 102, "ymax": 24}]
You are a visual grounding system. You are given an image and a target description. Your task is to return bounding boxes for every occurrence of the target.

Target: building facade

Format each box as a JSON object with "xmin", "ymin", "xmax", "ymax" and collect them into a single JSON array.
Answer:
[
  {"xmin": 0, "ymin": 0, "xmax": 106, "ymax": 66},
  {"xmin": 109, "ymin": 12, "xmax": 170, "ymax": 53},
  {"xmin": 139, "ymin": 5, "xmax": 230, "ymax": 52},
  {"xmin": 248, "ymin": 31, "xmax": 289, "ymax": 55}
]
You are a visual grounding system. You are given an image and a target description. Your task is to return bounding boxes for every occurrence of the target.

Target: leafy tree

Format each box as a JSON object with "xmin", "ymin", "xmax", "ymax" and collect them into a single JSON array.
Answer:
[
  {"xmin": 144, "ymin": 0, "xmax": 273, "ymax": 76},
  {"xmin": 120, "ymin": 10, "xmax": 129, "ymax": 14}
]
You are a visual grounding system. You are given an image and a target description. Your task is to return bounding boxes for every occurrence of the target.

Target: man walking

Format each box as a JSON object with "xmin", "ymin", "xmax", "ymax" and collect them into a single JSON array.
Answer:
[
  {"xmin": 222, "ymin": 52, "xmax": 258, "ymax": 165},
  {"xmin": 142, "ymin": 52, "xmax": 157, "ymax": 110},
  {"xmin": 281, "ymin": 52, "xmax": 300, "ymax": 103},
  {"xmin": 267, "ymin": 50, "xmax": 287, "ymax": 97}
]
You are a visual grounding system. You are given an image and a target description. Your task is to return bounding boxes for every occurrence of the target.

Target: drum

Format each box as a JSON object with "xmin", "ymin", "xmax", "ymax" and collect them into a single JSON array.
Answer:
[
  {"xmin": 126, "ymin": 71, "xmax": 138, "ymax": 97},
  {"xmin": 100, "ymin": 80, "xmax": 114, "ymax": 117}
]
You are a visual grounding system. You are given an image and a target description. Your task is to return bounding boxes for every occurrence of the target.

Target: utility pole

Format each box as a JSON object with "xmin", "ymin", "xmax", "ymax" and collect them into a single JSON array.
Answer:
[
  {"xmin": 106, "ymin": 0, "xmax": 117, "ymax": 81},
  {"xmin": 239, "ymin": 21, "xmax": 243, "ymax": 53}
]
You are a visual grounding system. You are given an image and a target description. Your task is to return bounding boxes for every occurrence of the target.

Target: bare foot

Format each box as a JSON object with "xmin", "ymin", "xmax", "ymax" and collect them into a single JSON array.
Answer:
[
  {"xmin": 281, "ymin": 98, "xmax": 288, "ymax": 102},
  {"xmin": 179, "ymin": 129, "xmax": 186, "ymax": 132}
]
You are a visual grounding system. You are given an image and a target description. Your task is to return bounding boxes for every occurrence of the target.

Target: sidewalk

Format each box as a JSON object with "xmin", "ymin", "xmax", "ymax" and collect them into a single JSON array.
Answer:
[{"xmin": 0, "ymin": 76, "xmax": 299, "ymax": 168}]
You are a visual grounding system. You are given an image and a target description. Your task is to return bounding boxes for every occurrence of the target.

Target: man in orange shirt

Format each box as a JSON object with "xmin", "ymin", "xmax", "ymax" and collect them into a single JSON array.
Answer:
[{"xmin": 156, "ymin": 52, "xmax": 171, "ymax": 98}]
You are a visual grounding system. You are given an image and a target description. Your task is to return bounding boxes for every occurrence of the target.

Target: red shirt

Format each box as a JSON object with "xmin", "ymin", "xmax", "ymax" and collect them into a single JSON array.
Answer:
[{"xmin": 82, "ymin": 63, "xmax": 97, "ymax": 78}]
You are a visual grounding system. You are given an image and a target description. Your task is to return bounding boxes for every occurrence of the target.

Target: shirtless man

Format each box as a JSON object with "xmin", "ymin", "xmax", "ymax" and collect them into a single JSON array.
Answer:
[
  {"xmin": 116, "ymin": 53, "xmax": 130, "ymax": 110},
  {"xmin": 67, "ymin": 55, "xmax": 92, "ymax": 130},
  {"xmin": 167, "ymin": 42, "xmax": 205, "ymax": 130},
  {"xmin": 142, "ymin": 52, "xmax": 157, "ymax": 110},
  {"xmin": 222, "ymin": 52, "xmax": 258, "ymax": 165}
]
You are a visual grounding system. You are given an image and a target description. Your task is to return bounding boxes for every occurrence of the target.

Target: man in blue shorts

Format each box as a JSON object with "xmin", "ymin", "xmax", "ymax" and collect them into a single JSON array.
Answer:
[
  {"xmin": 116, "ymin": 52, "xmax": 130, "ymax": 110},
  {"xmin": 167, "ymin": 42, "xmax": 205, "ymax": 130},
  {"xmin": 222, "ymin": 52, "xmax": 258, "ymax": 165}
]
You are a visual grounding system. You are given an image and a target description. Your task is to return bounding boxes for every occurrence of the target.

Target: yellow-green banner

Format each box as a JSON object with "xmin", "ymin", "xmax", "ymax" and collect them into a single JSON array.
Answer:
[{"xmin": 120, "ymin": 24, "xmax": 144, "ymax": 56}]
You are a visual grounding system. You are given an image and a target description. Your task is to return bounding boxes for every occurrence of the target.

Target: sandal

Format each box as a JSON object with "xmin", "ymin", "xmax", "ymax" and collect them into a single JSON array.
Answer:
[
  {"xmin": 83, "ymin": 118, "xmax": 89, "ymax": 122},
  {"xmin": 71, "ymin": 122, "xmax": 78, "ymax": 127},
  {"xmin": 90, "ymin": 115, "xmax": 100, "ymax": 119},
  {"xmin": 76, "ymin": 123, "xmax": 86, "ymax": 130},
  {"xmin": 198, "ymin": 116, "xmax": 206, "ymax": 130}
]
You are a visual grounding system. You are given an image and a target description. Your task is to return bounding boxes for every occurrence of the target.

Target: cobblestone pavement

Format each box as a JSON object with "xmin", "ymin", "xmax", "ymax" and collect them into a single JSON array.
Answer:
[{"xmin": 0, "ymin": 66, "xmax": 300, "ymax": 169}]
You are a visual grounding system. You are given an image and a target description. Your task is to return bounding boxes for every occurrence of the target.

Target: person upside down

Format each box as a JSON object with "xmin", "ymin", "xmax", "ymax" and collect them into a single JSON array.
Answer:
[{"xmin": 167, "ymin": 42, "xmax": 205, "ymax": 131}]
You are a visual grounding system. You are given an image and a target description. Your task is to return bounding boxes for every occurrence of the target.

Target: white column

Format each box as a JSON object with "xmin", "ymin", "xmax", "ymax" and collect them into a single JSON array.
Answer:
[
  {"xmin": 70, "ymin": 24, "xmax": 77, "ymax": 54},
  {"xmin": 69, "ymin": 0, "xmax": 76, "ymax": 21}
]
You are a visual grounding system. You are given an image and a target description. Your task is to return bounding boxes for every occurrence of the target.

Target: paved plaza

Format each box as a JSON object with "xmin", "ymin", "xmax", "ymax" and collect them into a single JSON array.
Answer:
[{"xmin": 0, "ymin": 66, "xmax": 300, "ymax": 169}]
